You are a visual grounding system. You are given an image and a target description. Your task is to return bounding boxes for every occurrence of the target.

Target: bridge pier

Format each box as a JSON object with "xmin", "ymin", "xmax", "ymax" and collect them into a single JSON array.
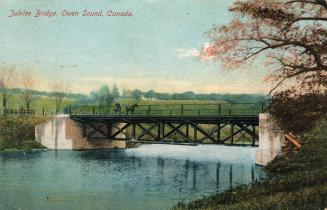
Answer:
[
  {"xmin": 35, "ymin": 115, "xmax": 126, "ymax": 149},
  {"xmin": 256, "ymin": 113, "xmax": 285, "ymax": 166}
]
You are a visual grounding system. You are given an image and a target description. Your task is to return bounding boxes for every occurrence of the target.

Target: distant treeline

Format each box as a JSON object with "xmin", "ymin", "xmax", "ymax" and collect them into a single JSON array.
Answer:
[
  {"xmin": 72, "ymin": 87, "xmax": 268, "ymax": 107},
  {"xmin": 4, "ymin": 87, "xmax": 268, "ymax": 109},
  {"xmin": 122, "ymin": 89, "xmax": 268, "ymax": 104}
]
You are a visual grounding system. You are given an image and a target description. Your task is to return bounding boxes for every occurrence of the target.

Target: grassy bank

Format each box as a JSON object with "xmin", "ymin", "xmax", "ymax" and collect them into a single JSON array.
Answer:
[
  {"xmin": 173, "ymin": 120, "xmax": 327, "ymax": 210},
  {"xmin": 0, "ymin": 116, "xmax": 48, "ymax": 151}
]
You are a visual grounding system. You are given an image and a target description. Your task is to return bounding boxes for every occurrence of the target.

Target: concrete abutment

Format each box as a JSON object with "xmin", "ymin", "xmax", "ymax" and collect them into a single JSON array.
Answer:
[
  {"xmin": 256, "ymin": 113, "xmax": 285, "ymax": 166},
  {"xmin": 35, "ymin": 115, "xmax": 126, "ymax": 149}
]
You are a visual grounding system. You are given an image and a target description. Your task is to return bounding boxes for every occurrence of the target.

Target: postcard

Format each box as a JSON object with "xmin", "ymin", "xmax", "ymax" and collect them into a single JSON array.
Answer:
[{"xmin": 0, "ymin": 1, "xmax": 326, "ymax": 210}]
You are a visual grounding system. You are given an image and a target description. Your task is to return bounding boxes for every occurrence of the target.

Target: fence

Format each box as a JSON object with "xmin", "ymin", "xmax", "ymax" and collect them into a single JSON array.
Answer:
[
  {"xmin": 0, "ymin": 109, "xmax": 35, "ymax": 116},
  {"xmin": 68, "ymin": 102, "xmax": 268, "ymax": 117},
  {"xmin": 0, "ymin": 101, "xmax": 269, "ymax": 117}
]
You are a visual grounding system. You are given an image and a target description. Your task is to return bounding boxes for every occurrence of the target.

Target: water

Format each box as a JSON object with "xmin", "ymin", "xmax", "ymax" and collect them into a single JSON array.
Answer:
[{"xmin": 0, "ymin": 145, "xmax": 265, "ymax": 210}]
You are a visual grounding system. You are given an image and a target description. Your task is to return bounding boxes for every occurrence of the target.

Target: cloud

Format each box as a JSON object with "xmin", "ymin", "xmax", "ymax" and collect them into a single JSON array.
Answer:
[
  {"xmin": 175, "ymin": 43, "xmax": 215, "ymax": 60},
  {"xmin": 196, "ymin": 43, "xmax": 216, "ymax": 61},
  {"xmin": 175, "ymin": 48, "xmax": 200, "ymax": 58}
]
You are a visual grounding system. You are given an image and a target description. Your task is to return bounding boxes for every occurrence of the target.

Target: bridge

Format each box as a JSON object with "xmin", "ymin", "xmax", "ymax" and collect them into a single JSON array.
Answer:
[{"xmin": 67, "ymin": 103, "xmax": 267, "ymax": 146}]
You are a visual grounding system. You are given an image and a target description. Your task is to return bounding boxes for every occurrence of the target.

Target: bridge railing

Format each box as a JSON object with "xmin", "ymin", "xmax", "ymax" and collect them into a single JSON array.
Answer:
[{"xmin": 68, "ymin": 102, "xmax": 268, "ymax": 117}]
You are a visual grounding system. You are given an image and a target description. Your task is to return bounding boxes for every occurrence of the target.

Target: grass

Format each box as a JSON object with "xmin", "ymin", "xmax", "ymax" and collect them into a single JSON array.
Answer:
[
  {"xmin": 0, "ymin": 94, "xmax": 75, "ymax": 115},
  {"xmin": 0, "ymin": 116, "xmax": 49, "ymax": 151},
  {"xmin": 173, "ymin": 120, "xmax": 327, "ymax": 210},
  {"xmin": 0, "ymin": 94, "xmax": 264, "ymax": 117},
  {"xmin": 118, "ymin": 98, "xmax": 227, "ymax": 105}
]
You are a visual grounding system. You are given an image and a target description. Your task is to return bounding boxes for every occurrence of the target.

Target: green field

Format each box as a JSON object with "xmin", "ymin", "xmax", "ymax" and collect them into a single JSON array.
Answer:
[
  {"xmin": 0, "ymin": 93, "xmax": 266, "ymax": 117},
  {"xmin": 117, "ymin": 98, "xmax": 226, "ymax": 105},
  {"xmin": 71, "ymin": 99, "xmax": 265, "ymax": 117},
  {"xmin": 0, "ymin": 94, "xmax": 75, "ymax": 115}
]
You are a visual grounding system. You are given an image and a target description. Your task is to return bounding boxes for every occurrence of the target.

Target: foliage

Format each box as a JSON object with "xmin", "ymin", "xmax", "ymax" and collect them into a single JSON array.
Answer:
[
  {"xmin": 74, "ymin": 85, "xmax": 119, "ymax": 107},
  {"xmin": 144, "ymin": 90, "xmax": 156, "ymax": 99},
  {"xmin": 21, "ymin": 69, "xmax": 37, "ymax": 111},
  {"xmin": 131, "ymin": 89, "xmax": 143, "ymax": 99},
  {"xmin": 0, "ymin": 67, "xmax": 15, "ymax": 110},
  {"xmin": 112, "ymin": 84, "xmax": 120, "ymax": 98},
  {"xmin": 173, "ymin": 120, "xmax": 327, "ymax": 210},
  {"xmin": 269, "ymin": 90, "xmax": 327, "ymax": 133},
  {"xmin": 51, "ymin": 83, "xmax": 67, "ymax": 113},
  {"xmin": 0, "ymin": 116, "xmax": 48, "ymax": 151},
  {"xmin": 91, "ymin": 85, "xmax": 115, "ymax": 106},
  {"xmin": 198, "ymin": 0, "xmax": 327, "ymax": 95}
]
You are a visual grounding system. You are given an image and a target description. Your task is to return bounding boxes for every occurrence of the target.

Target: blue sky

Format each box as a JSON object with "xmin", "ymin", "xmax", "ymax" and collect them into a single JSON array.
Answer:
[{"xmin": 0, "ymin": 0, "xmax": 268, "ymax": 94}]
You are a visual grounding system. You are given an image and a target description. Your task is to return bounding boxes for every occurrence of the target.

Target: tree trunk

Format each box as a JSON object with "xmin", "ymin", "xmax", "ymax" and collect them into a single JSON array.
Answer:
[{"xmin": 2, "ymin": 92, "xmax": 7, "ymax": 116}]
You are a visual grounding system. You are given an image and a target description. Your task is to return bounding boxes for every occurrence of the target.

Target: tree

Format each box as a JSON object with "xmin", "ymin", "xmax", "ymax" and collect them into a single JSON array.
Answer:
[
  {"xmin": 112, "ymin": 84, "xmax": 120, "ymax": 98},
  {"xmin": 91, "ymin": 85, "xmax": 115, "ymax": 107},
  {"xmin": 198, "ymin": 0, "xmax": 327, "ymax": 95},
  {"xmin": 21, "ymin": 69, "xmax": 37, "ymax": 111},
  {"xmin": 144, "ymin": 90, "xmax": 156, "ymax": 99},
  {"xmin": 0, "ymin": 67, "xmax": 15, "ymax": 112},
  {"xmin": 156, "ymin": 92, "xmax": 172, "ymax": 100},
  {"xmin": 51, "ymin": 83, "xmax": 66, "ymax": 113},
  {"xmin": 195, "ymin": 1, "xmax": 327, "ymax": 132},
  {"xmin": 122, "ymin": 89, "xmax": 132, "ymax": 98},
  {"xmin": 131, "ymin": 89, "xmax": 143, "ymax": 99},
  {"xmin": 180, "ymin": 91, "xmax": 196, "ymax": 100},
  {"xmin": 269, "ymin": 88, "xmax": 327, "ymax": 133}
]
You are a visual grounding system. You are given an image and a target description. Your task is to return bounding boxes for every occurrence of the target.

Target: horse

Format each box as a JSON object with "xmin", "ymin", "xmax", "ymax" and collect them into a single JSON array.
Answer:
[{"xmin": 125, "ymin": 104, "xmax": 138, "ymax": 115}]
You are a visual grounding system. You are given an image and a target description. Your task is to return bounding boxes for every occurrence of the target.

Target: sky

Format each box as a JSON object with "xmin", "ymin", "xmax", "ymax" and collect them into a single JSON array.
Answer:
[{"xmin": 0, "ymin": 0, "xmax": 269, "ymax": 94}]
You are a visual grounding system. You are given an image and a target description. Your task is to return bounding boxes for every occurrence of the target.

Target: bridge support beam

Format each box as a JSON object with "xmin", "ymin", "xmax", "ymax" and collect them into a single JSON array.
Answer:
[
  {"xmin": 256, "ymin": 113, "xmax": 285, "ymax": 166},
  {"xmin": 35, "ymin": 115, "xmax": 126, "ymax": 149}
]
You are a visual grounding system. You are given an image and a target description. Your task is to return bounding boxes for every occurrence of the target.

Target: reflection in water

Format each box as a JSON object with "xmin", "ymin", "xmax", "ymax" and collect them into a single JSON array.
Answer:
[
  {"xmin": 230, "ymin": 164, "xmax": 233, "ymax": 189},
  {"xmin": 0, "ymin": 145, "xmax": 265, "ymax": 210},
  {"xmin": 216, "ymin": 162, "xmax": 220, "ymax": 189}
]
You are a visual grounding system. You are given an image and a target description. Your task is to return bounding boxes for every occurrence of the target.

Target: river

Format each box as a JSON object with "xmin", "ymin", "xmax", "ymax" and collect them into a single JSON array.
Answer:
[{"xmin": 0, "ymin": 145, "xmax": 265, "ymax": 210}]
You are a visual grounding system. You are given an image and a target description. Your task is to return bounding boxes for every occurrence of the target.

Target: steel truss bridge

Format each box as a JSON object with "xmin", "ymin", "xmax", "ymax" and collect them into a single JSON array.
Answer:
[{"xmin": 69, "ymin": 103, "xmax": 266, "ymax": 146}]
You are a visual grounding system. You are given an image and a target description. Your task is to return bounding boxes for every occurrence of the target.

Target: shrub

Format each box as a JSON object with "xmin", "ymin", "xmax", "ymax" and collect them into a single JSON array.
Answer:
[
  {"xmin": 0, "ymin": 116, "xmax": 48, "ymax": 150},
  {"xmin": 268, "ymin": 90, "xmax": 327, "ymax": 133}
]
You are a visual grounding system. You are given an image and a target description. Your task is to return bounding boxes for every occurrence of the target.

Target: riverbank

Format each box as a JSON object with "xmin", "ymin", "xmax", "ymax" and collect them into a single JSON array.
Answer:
[
  {"xmin": 173, "ymin": 120, "xmax": 327, "ymax": 210},
  {"xmin": 0, "ymin": 116, "xmax": 48, "ymax": 151}
]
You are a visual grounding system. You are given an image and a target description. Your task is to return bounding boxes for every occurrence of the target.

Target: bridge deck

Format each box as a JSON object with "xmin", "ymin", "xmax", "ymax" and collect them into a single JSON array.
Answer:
[
  {"xmin": 68, "ymin": 103, "xmax": 265, "ymax": 146},
  {"xmin": 71, "ymin": 115, "xmax": 259, "ymax": 124},
  {"xmin": 70, "ymin": 115, "xmax": 259, "ymax": 146},
  {"xmin": 68, "ymin": 103, "xmax": 266, "ymax": 116}
]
